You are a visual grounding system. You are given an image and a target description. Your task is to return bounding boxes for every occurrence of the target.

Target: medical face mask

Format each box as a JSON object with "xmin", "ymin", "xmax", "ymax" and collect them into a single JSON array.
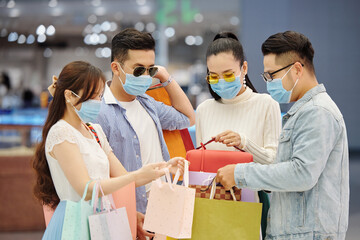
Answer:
[
  {"xmin": 266, "ymin": 66, "xmax": 298, "ymax": 103},
  {"xmin": 117, "ymin": 64, "xmax": 152, "ymax": 96},
  {"xmin": 210, "ymin": 75, "xmax": 244, "ymax": 100},
  {"xmin": 69, "ymin": 91, "xmax": 101, "ymax": 123}
]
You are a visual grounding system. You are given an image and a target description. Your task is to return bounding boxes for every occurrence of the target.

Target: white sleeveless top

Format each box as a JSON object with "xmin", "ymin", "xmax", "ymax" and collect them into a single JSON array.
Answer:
[{"xmin": 45, "ymin": 120, "xmax": 112, "ymax": 201}]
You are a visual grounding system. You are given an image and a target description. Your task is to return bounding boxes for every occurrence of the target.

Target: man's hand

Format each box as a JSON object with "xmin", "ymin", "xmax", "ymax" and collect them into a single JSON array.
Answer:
[
  {"xmin": 216, "ymin": 164, "xmax": 237, "ymax": 190},
  {"xmin": 136, "ymin": 212, "xmax": 154, "ymax": 240},
  {"xmin": 154, "ymin": 65, "xmax": 170, "ymax": 83}
]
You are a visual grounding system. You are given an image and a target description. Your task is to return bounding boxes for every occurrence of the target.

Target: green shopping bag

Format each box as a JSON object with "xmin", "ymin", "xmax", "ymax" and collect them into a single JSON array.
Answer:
[
  {"xmin": 43, "ymin": 180, "xmax": 98, "ymax": 240},
  {"xmin": 184, "ymin": 181, "xmax": 263, "ymax": 240}
]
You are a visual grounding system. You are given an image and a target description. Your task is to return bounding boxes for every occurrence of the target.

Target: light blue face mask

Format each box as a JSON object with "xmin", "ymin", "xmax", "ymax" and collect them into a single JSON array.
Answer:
[
  {"xmin": 266, "ymin": 65, "xmax": 298, "ymax": 103},
  {"xmin": 118, "ymin": 64, "xmax": 152, "ymax": 96},
  {"xmin": 70, "ymin": 91, "xmax": 101, "ymax": 123},
  {"xmin": 210, "ymin": 75, "xmax": 243, "ymax": 99}
]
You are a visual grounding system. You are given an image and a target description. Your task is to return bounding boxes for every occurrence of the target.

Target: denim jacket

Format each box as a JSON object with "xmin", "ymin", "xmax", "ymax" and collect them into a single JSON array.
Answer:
[{"xmin": 235, "ymin": 84, "xmax": 349, "ymax": 240}]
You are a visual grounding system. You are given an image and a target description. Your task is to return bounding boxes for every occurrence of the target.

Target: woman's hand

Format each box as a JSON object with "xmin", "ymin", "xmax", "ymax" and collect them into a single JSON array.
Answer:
[
  {"xmin": 214, "ymin": 130, "xmax": 244, "ymax": 149},
  {"xmin": 134, "ymin": 162, "xmax": 167, "ymax": 187},
  {"xmin": 167, "ymin": 157, "xmax": 185, "ymax": 176}
]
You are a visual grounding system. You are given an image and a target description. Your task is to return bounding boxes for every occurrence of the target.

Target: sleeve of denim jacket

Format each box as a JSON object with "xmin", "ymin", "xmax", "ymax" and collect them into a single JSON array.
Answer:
[
  {"xmin": 234, "ymin": 105, "xmax": 341, "ymax": 192},
  {"xmin": 149, "ymin": 95, "xmax": 190, "ymax": 131}
]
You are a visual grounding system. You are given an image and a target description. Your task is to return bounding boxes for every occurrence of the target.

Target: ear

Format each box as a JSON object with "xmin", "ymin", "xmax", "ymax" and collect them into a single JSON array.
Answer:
[
  {"xmin": 64, "ymin": 89, "xmax": 72, "ymax": 102},
  {"xmin": 294, "ymin": 62, "xmax": 304, "ymax": 79},
  {"xmin": 111, "ymin": 61, "xmax": 122, "ymax": 76},
  {"xmin": 242, "ymin": 61, "xmax": 248, "ymax": 75}
]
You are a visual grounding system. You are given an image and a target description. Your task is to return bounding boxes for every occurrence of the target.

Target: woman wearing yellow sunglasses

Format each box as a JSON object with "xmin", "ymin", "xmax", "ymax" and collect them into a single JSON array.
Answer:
[
  {"xmin": 196, "ymin": 31, "xmax": 281, "ymax": 164},
  {"xmin": 196, "ymin": 31, "xmax": 281, "ymax": 239}
]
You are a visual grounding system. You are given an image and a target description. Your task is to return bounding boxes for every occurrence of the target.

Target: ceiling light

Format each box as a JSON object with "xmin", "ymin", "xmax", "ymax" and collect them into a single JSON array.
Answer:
[
  {"xmin": 7, "ymin": 0, "xmax": 15, "ymax": 8},
  {"xmin": 164, "ymin": 27, "xmax": 175, "ymax": 38},
  {"xmin": 8, "ymin": 32, "xmax": 18, "ymax": 42},
  {"xmin": 146, "ymin": 22, "xmax": 156, "ymax": 32},
  {"xmin": 37, "ymin": 34, "xmax": 47, "ymax": 43},
  {"xmin": 109, "ymin": 22, "xmax": 118, "ymax": 32},
  {"xmin": 185, "ymin": 35, "xmax": 195, "ymax": 46},
  {"xmin": 46, "ymin": 25, "xmax": 56, "ymax": 36},
  {"xmin": 92, "ymin": 24, "xmax": 101, "ymax": 34},
  {"xmin": 98, "ymin": 33, "xmax": 107, "ymax": 44},
  {"xmin": 134, "ymin": 22, "xmax": 145, "ymax": 32},
  {"xmin": 94, "ymin": 7, "xmax": 106, "ymax": 16},
  {"xmin": 88, "ymin": 14, "xmax": 97, "ymax": 24},
  {"xmin": 44, "ymin": 48, "xmax": 53, "ymax": 58},
  {"xmin": 95, "ymin": 48, "xmax": 103, "ymax": 58},
  {"xmin": 36, "ymin": 25, "xmax": 46, "ymax": 35},
  {"xmin": 194, "ymin": 13, "xmax": 204, "ymax": 23},
  {"xmin": 138, "ymin": 5, "xmax": 151, "ymax": 15},
  {"xmin": 195, "ymin": 36, "xmax": 203, "ymax": 46},
  {"xmin": 48, "ymin": 0, "xmax": 57, "ymax": 8},
  {"xmin": 101, "ymin": 47, "xmax": 111, "ymax": 58},
  {"xmin": 136, "ymin": 0, "xmax": 146, "ymax": 6},
  {"xmin": 101, "ymin": 21, "xmax": 111, "ymax": 32},
  {"xmin": 26, "ymin": 34, "xmax": 35, "ymax": 44},
  {"xmin": 91, "ymin": 0, "xmax": 101, "ymax": 7},
  {"xmin": 17, "ymin": 34, "xmax": 26, "ymax": 44},
  {"xmin": 0, "ymin": 28, "xmax": 8, "ymax": 37},
  {"xmin": 230, "ymin": 16, "xmax": 240, "ymax": 26}
]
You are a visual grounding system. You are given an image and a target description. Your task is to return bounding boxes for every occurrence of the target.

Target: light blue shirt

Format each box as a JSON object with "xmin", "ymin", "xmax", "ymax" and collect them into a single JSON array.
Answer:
[
  {"xmin": 235, "ymin": 84, "xmax": 349, "ymax": 239},
  {"xmin": 95, "ymin": 81, "xmax": 190, "ymax": 213}
]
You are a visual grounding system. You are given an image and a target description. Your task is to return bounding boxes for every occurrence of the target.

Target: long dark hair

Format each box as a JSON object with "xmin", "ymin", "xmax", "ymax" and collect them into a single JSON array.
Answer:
[
  {"xmin": 32, "ymin": 61, "xmax": 105, "ymax": 209},
  {"xmin": 206, "ymin": 32, "xmax": 257, "ymax": 101}
]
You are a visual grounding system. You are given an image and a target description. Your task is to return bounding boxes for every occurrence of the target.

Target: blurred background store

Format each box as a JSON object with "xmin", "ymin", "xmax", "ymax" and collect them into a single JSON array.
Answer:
[{"xmin": 0, "ymin": 0, "xmax": 359, "ymax": 239}]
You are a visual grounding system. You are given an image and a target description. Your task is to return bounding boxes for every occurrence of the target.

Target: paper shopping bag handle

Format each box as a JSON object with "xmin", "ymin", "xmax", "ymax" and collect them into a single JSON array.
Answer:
[{"xmin": 209, "ymin": 180, "xmax": 237, "ymax": 201}]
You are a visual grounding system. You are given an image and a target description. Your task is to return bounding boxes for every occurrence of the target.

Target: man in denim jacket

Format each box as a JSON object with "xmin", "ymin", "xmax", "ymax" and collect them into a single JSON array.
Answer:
[{"xmin": 217, "ymin": 31, "xmax": 349, "ymax": 239}]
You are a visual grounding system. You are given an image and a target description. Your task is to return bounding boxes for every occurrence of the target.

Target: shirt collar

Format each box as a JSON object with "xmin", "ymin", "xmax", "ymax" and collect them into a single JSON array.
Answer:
[
  {"xmin": 103, "ymin": 80, "xmax": 118, "ymax": 105},
  {"xmin": 286, "ymin": 84, "xmax": 326, "ymax": 116}
]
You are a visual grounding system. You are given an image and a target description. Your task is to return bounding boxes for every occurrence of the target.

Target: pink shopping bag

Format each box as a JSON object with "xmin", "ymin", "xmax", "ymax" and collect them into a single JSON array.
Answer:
[{"xmin": 143, "ymin": 161, "xmax": 195, "ymax": 239}]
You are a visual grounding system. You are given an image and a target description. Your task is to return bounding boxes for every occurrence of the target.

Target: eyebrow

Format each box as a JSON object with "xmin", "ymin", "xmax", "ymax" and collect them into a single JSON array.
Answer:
[
  {"xmin": 209, "ymin": 69, "xmax": 234, "ymax": 74},
  {"xmin": 132, "ymin": 63, "xmax": 155, "ymax": 68}
]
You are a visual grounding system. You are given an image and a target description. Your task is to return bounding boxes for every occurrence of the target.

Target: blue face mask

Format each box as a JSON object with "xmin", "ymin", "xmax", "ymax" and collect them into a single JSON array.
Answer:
[
  {"xmin": 210, "ymin": 75, "xmax": 243, "ymax": 99},
  {"xmin": 70, "ymin": 91, "xmax": 101, "ymax": 123},
  {"xmin": 266, "ymin": 66, "xmax": 298, "ymax": 103},
  {"xmin": 118, "ymin": 64, "xmax": 152, "ymax": 96}
]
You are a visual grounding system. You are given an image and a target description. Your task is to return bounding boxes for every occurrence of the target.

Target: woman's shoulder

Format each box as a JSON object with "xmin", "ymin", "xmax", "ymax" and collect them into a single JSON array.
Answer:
[
  {"xmin": 48, "ymin": 120, "xmax": 72, "ymax": 135},
  {"xmin": 196, "ymin": 98, "xmax": 217, "ymax": 111},
  {"xmin": 46, "ymin": 120, "xmax": 78, "ymax": 153},
  {"xmin": 251, "ymin": 92, "xmax": 279, "ymax": 106}
]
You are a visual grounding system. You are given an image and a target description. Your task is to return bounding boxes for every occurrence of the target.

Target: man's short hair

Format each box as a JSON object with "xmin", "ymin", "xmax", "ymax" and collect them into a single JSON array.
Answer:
[
  {"xmin": 261, "ymin": 31, "xmax": 315, "ymax": 73},
  {"xmin": 111, "ymin": 28, "xmax": 155, "ymax": 63}
]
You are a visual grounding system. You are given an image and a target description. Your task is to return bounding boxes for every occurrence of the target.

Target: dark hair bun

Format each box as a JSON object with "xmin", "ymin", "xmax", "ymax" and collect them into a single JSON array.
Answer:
[{"xmin": 213, "ymin": 32, "xmax": 239, "ymax": 41}]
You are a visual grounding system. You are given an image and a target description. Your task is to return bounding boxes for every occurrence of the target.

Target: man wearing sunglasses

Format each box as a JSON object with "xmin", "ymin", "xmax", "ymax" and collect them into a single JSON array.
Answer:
[
  {"xmin": 95, "ymin": 28, "xmax": 195, "ymax": 239},
  {"xmin": 217, "ymin": 31, "xmax": 349, "ymax": 239}
]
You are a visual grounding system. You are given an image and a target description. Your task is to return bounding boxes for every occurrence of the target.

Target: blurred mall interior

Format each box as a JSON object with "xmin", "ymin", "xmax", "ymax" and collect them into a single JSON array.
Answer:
[{"xmin": 0, "ymin": 0, "xmax": 359, "ymax": 239}]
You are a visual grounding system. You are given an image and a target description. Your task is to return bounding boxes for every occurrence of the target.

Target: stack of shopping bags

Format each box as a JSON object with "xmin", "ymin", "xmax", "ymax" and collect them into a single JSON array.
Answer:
[
  {"xmin": 143, "ymin": 140, "xmax": 263, "ymax": 240},
  {"xmin": 42, "ymin": 180, "xmax": 136, "ymax": 240}
]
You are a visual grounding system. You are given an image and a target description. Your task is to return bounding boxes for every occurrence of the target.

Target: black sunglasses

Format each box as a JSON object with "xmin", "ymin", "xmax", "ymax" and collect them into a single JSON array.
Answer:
[
  {"xmin": 261, "ymin": 62, "xmax": 304, "ymax": 82},
  {"xmin": 132, "ymin": 66, "xmax": 158, "ymax": 77}
]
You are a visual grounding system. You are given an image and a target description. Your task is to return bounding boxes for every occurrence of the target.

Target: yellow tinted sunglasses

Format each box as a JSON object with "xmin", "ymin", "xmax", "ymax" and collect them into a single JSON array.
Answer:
[{"xmin": 206, "ymin": 72, "xmax": 236, "ymax": 84}]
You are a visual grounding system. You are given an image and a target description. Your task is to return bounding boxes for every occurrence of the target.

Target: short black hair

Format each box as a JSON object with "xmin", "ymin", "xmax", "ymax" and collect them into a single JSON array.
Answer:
[
  {"xmin": 261, "ymin": 31, "xmax": 315, "ymax": 72},
  {"xmin": 111, "ymin": 28, "xmax": 155, "ymax": 63}
]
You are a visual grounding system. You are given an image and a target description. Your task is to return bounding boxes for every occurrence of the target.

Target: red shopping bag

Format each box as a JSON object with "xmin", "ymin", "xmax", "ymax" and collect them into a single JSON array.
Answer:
[{"xmin": 187, "ymin": 138, "xmax": 253, "ymax": 173}]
